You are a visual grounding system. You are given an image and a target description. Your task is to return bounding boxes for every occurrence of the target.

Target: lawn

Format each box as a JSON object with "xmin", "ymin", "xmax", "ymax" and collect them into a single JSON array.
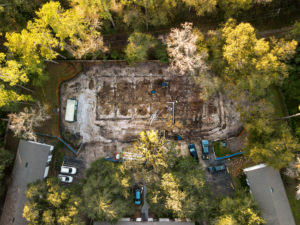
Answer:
[
  {"xmin": 266, "ymin": 86, "xmax": 300, "ymax": 224},
  {"xmin": 213, "ymin": 141, "xmax": 231, "ymax": 157},
  {"xmin": 266, "ymin": 85, "xmax": 288, "ymax": 118},
  {"xmin": 32, "ymin": 62, "xmax": 82, "ymax": 136}
]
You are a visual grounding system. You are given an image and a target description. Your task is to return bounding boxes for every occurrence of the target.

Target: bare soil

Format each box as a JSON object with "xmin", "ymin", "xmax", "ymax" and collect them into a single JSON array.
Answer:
[{"xmin": 60, "ymin": 61, "xmax": 242, "ymax": 167}]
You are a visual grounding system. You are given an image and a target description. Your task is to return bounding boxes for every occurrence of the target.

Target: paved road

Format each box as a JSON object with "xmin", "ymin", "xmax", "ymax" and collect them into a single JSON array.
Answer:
[{"xmin": 141, "ymin": 185, "xmax": 149, "ymax": 221}]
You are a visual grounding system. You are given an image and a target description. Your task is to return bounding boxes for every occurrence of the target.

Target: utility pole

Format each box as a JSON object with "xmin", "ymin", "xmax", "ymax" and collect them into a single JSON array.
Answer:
[{"xmin": 167, "ymin": 102, "xmax": 175, "ymax": 125}]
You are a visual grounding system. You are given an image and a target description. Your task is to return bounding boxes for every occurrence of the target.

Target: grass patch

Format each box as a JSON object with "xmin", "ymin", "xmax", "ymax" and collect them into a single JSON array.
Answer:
[
  {"xmin": 32, "ymin": 62, "xmax": 82, "ymax": 136},
  {"xmin": 231, "ymin": 174, "xmax": 249, "ymax": 191},
  {"xmin": 266, "ymin": 85, "xmax": 287, "ymax": 118},
  {"xmin": 49, "ymin": 142, "xmax": 66, "ymax": 176},
  {"xmin": 282, "ymin": 174, "xmax": 300, "ymax": 225},
  {"xmin": 213, "ymin": 142, "xmax": 231, "ymax": 157}
]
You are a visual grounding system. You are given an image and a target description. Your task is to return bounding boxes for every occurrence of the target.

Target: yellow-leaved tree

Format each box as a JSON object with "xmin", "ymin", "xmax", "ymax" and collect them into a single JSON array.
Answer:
[{"xmin": 219, "ymin": 19, "xmax": 297, "ymax": 98}]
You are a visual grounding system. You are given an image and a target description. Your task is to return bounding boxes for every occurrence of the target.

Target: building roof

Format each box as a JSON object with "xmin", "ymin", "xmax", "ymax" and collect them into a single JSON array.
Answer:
[
  {"xmin": 243, "ymin": 164, "xmax": 296, "ymax": 225},
  {"xmin": 0, "ymin": 140, "xmax": 54, "ymax": 225},
  {"xmin": 94, "ymin": 222, "xmax": 195, "ymax": 225}
]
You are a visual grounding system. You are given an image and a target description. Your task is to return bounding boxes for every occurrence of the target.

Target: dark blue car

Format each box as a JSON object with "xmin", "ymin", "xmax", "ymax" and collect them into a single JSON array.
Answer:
[
  {"xmin": 188, "ymin": 144, "xmax": 199, "ymax": 162},
  {"xmin": 207, "ymin": 164, "xmax": 226, "ymax": 173}
]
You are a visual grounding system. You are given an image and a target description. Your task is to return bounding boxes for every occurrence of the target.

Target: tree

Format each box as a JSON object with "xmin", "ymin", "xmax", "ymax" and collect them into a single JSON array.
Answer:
[
  {"xmin": 285, "ymin": 155, "xmax": 300, "ymax": 200},
  {"xmin": 82, "ymin": 158, "xmax": 133, "ymax": 222},
  {"xmin": 0, "ymin": 148, "xmax": 14, "ymax": 196},
  {"xmin": 0, "ymin": 53, "xmax": 29, "ymax": 86},
  {"xmin": 125, "ymin": 32, "xmax": 156, "ymax": 65},
  {"xmin": 70, "ymin": 0, "xmax": 122, "ymax": 28},
  {"xmin": 34, "ymin": 1, "xmax": 107, "ymax": 59},
  {"xmin": 23, "ymin": 178, "xmax": 84, "ymax": 225},
  {"xmin": 5, "ymin": 21, "xmax": 59, "ymax": 84},
  {"xmin": 166, "ymin": 22, "xmax": 209, "ymax": 76},
  {"xmin": 0, "ymin": 85, "xmax": 32, "ymax": 108},
  {"xmin": 182, "ymin": 0, "xmax": 217, "ymax": 16},
  {"xmin": 212, "ymin": 191, "xmax": 265, "ymax": 225},
  {"xmin": 166, "ymin": 22, "xmax": 219, "ymax": 100},
  {"xmin": 0, "ymin": 0, "xmax": 47, "ymax": 32},
  {"xmin": 8, "ymin": 103, "xmax": 50, "ymax": 141},
  {"xmin": 207, "ymin": 19, "xmax": 297, "ymax": 100},
  {"xmin": 123, "ymin": 130, "xmax": 178, "ymax": 185},
  {"xmin": 218, "ymin": 0, "xmax": 272, "ymax": 18},
  {"xmin": 125, "ymin": 131, "xmax": 209, "ymax": 221},
  {"xmin": 215, "ymin": 215, "xmax": 238, "ymax": 225},
  {"xmin": 245, "ymin": 121, "xmax": 299, "ymax": 169},
  {"xmin": 121, "ymin": 0, "xmax": 177, "ymax": 30},
  {"xmin": 219, "ymin": 0, "xmax": 252, "ymax": 18},
  {"xmin": 291, "ymin": 21, "xmax": 300, "ymax": 38},
  {"xmin": 148, "ymin": 156, "xmax": 210, "ymax": 222}
]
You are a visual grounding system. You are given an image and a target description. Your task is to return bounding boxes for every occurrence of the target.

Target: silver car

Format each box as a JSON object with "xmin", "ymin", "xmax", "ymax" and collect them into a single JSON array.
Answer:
[
  {"xmin": 60, "ymin": 166, "xmax": 77, "ymax": 175},
  {"xmin": 58, "ymin": 174, "xmax": 73, "ymax": 183}
]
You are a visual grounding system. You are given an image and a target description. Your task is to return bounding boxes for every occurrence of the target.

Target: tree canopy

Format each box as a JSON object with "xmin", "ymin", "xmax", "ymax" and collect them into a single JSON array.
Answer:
[
  {"xmin": 124, "ymin": 130, "xmax": 210, "ymax": 222},
  {"xmin": 82, "ymin": 158, "xmax": 134, "ymax": 223},
  {"xmin": 211, "ymin": 191, "xmax": 265, "ymax": 225},
  {"xmin": 125, "ymin": 32, "xmax": 156, "ymax": 65},
  {"xmin": 0, "ymin": 148, "xmax": 14, "ymax": 196},
  {"xmin": 23, "ymin": 178, "xmax": 84, "ymax": 225}
]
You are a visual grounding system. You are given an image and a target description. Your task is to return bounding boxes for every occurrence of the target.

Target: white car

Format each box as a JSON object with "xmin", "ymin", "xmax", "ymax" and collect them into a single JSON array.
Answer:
[
  {"xmin": 60, "ymin": 166, "xmax": 77, "ymax": 175},
  {"xmin": 58, "ymin": 174, "xmax": 73, "ymax": 183}
]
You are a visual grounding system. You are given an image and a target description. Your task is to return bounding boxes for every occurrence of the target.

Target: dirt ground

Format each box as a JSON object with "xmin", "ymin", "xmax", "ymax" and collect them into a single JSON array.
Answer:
[{"xmin": 60, "ymin": 61, "xmax": 242, "ymax": 167}]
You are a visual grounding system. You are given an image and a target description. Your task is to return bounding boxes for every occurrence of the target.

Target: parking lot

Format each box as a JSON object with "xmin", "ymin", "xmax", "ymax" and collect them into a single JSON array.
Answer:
[
  {"xmin": 60, "ymin": 155, "xmax": 86, "ymax": 183},
  {"xmin": 193, "ymin": 141, "xmax": 234, "ymax": 197}
]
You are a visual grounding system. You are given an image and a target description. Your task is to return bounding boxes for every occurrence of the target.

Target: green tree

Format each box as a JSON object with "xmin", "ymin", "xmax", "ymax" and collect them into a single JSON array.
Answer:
[
  {"xmin": 23, "ymin": 178, "xmax": 84, "ymax": 225},
  {"xmin": 82, "ymin": 158, "xmax": 133, "ymax": 222},
  {"xmin": 219, "ymin": 0, "xmax": 252, "ymax": 18},
  {"xmin": 35, "ymin": 1, "xmax": 107, "ymax": 59},
  {"xmin": 218, "ymin": 0, "xmax": 272, "ymax": 18},
  {"xmin": 182, "ymin": 0, "xmax": 217, "ymax": 16},
  {"xmin": 123, "ymin": 130, "xmax": 178, "ymax": 185},
  {"xmin": 208, "ymin": 19, "xmax": 297, "ymax": 99},
  {"xmin": 125, "ymin": 131, "xmax": 209, "ymax": 221},
  {"xmin": 291, "ymin": 21, "xmax": 300, "ymax": 38},
  {"xmin": 0, "ymin": 85, "xmax": 32, "ymax": 108},
  {"xmin": 246, "ymin": 122, "xmax": 299, "ymax": 169},
  {"xmin": 121, "ymin": 0, "xmax": 177, "ymax": 30},
  {"xmin": 0, "ymin": 148, "xmax": 14, "ymax": 196},
  {"xmin": 5, "ymin": 20, "xmax": 59, "ymax": 84},
  {"xmin": 70, "ymin": 0, "xmax": 122, "ymax": 28},
  {"xmin": 148, "ymin": 157, "xmax": 210, "ymax": 222},
  {"xmin": 282, "ymin": 46, "xmax": 300, "ymax": 138},
  {"xmin": 212, "ymin": 191, "xmax": 265, "ymax": 225},
  {"xmin": 0, "ymin": 0, "xmax": 48, "ymax": 32},
  {"xmin": 125, "ymin": 32, "xmax": 156, "ymax": 65}
]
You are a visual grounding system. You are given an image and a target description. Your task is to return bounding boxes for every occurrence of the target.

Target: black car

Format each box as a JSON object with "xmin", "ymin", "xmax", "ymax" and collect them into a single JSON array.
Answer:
[{"xmin": 188, "ymin": 144, "xmax": 199, "ymax": 162}]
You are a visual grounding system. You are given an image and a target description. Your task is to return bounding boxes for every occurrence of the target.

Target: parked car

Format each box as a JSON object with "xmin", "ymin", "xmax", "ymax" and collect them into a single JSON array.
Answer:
[
  {"xmin": 60, "ymin": 166, "xmax": 77, "ymax": 175},
  {"xmin": 58, "ymin": 174, "xmax": 73, "ymax": 183},
  {"xmin": 201, "ymin": 140, "xmax": 209, "ymax": 160},
  {"xmin": 207, "ymin": 164, "xmax": 226, "ymax": 173},
  {"xmin": 135, "ymin": 188, "xmax": 142, "ymax": 205},
  {"xmin": 188, "ymin": 144, "xmax": 199, "ymax": 162}
]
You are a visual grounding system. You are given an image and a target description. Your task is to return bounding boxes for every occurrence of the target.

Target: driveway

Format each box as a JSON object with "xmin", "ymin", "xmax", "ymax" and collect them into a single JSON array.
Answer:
[{"xmin": 194, "ymin": 141, "xmax": 234, "ymax": 197}]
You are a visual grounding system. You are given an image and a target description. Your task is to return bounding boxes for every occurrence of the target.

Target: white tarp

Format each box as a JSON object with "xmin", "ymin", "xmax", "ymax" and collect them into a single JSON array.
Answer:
[{"xmin": 65, "ymin": 99, "xmax": 77, "ymax": 122}]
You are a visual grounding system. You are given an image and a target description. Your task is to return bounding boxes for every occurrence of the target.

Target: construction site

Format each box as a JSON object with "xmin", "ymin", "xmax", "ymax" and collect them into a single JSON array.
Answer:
[{"xmin": 60, "ymin": 61, "xmax": 242, "ymax": 167}]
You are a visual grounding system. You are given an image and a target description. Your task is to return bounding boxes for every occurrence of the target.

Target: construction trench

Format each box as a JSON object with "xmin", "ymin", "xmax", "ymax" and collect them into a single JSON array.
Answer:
[{"xmin": 60, "ymin": 61, "xmax": 242, "ymax": 167}]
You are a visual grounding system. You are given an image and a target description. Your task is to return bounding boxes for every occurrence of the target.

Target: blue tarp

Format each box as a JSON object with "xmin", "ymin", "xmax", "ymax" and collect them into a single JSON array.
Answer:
[{"xmin": 216, "ymin": 151, "xmax": 244, "ymax": 161}]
